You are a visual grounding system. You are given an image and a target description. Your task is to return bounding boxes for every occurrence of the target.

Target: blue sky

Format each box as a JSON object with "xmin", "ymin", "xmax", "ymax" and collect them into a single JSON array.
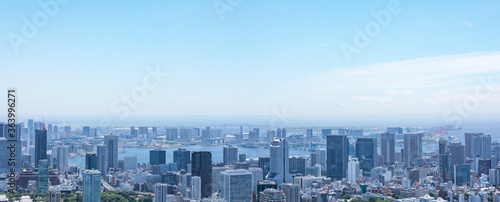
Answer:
[{"xmin": 1, "ymin": 0, "xmax": 500, "ymax": 122}]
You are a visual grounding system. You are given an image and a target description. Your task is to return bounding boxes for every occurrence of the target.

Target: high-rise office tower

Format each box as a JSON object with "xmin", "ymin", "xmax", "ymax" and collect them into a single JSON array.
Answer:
[
  {"xmin": 191, "ymin": 176, "xmax": 201, "ymax": 200},
  {"xmin": 85, "ymin": 152, "xmax": 98, "ymax": 170},
  {"xmin": 223, "ymin": 145, "xmax": 238, "ymax": 166},
  {"xmin": 276, "ymin": 128, "xmax": 282, "ymax": 139},
  {"xmin": 478, "ymin": 159, "xmax": 491, "ymax": 176},
  {"xmin": 355, "ymin": 138, "xmax": 377, "ymax": 173},
  {"xmin": 259, "ymin": 157, "xmax": 270, "ymax": 179},
  {"xmin": 478, "ymin": 135, "xmax": 492, "ymax": 159},
  {"xmin": 38, "ymin": 159, "xmax": 49, "ymax": 193},
  {"xmin": 47, "ymin": 123, "xmax": 52, "ymax": 135},
  {"xmin": 267, "ymin": 129, "xmax": 275, "ymax": 140},
  {"xmin": 82, "ymin": 126, "xmax": 90, "ymax": 136},
  {"xmin": 221, "ymin": 169, "xmax": 252, "ymax": 201},
  {"xmin": 56, "ymin": 145, "xmax": 69, "ymax": 172},
  {"xmin": 27, "ymin": 119, "xmax": 33, "ymax": 148},
  {"xmin": 179, "ymin": 128, "xmax": 193, "ymax": 140},
  {"xmin": 104, "ymin": 134, "xmax": 118, "ymax": 169},
  {"xmin": 239, "ymin": 153, "xmax": 246, "ymax": 162},
  {"xmin": 289, "ymin": 156, "xmax": 306, "ymax": 176},
  {"xmin": 138, "ymin": 126, "xmax": 148, "ymax": 135},
  {"xmin": 348, "ymin": 158, "xmax": 360, "ymax": 183},
  {"xmin": 130, "ymin": 127, "xmax": 137, "ymax": 137},
  {"xmin": 124, "ymin": 156, "xmax": 137, "ymax": 170},
  {"xmin": 166, "ymin": 128, "xmax": 179, "ymax": 140},
  {"xmin": 266, "ymin": 138, "xmax": 292, "ymax": 184},
  {"xmin": 53, "ymin": 125, "xmax": 58, "ymax": 134},
  {"xmin": 380, "ymin": 132, "xmax": 395, "ymax": 165},
  {"xmin": 152, "ymin": 127, "xmax": 157, "ymax": 136},
  {"xmin": 248, "ymin": 167, "xmax": 263, "ymax": 193},
  {"xmin": 321, "ymin": 129, "xmax": 332, "ymax": 140},
  {"xmin": 35, "ymin": 129, "xmax": 47, "ymax": 168},
  {"xmin": 449, "ymin": 142, "xmax": 466, "ymax": 166},
  {"xmin": 150, "ymin": 149, "xmax": 166, "ymax": 166},
  {"xmin": 454, "ymin": 164, "xmax": 470, "ymax": 186},
  {"xmin": 174, "ymin": 148, "xmax": 191, "ymax": 171},
  {"xmin": 82, "ymin": 169, "xmax": 101, "ymax": 202},
  {"xmin": 96, "ymin": 144, "xmax": 108, "ymax": 176},
  {"xmin": 191, "ymin": 151, "xmax": 212, "ymax": 198},
  {"xmin": 306, "ymin": 129, "xmax": 313, "ymax": 142},
  {"xmin": 64, "ymin": 126, "xmax": 71, "ymax": 134},
  {"xmin": 327, "ymin": 135, "xmax": 348, "ymax": 180},
  {"xmin": 404, "ymin": 133, "xmax": 423, "ymax": 167},
  {"xmin": 438, "ymin": 140, "xmax": 452, "ymax": 182},
  {"xmin": 466, "ymin": 133, "xmax": 483, "ymax": 158},
  {"xmin": 281, "ymin": 128, "xmax": 286, "ymax": 138},
  {"xmin": 280, "ymin": 183, "xmax": 300, "ymax": 202}
]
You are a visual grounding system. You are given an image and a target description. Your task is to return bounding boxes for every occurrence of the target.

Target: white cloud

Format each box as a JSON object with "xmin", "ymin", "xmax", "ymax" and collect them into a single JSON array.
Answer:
[
  {"xmin": 292, "ymin": 52, "xmax": 500, "ymax": 115},
  {"xmin": 462, "ymin": 21, "xmax": 474, "ymax": 27}
]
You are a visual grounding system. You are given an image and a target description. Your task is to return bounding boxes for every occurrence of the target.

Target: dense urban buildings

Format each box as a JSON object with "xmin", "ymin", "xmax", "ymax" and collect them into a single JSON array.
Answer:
[
  {"xmin": 1, "ymin": 119, "xmax": 498, "ymax": 202},
  {"xmin": 327, "ymin": 135, "xmax": 348, "ymax": 180}
]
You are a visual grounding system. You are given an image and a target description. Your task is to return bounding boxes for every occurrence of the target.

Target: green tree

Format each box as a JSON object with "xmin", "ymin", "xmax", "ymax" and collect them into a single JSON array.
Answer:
[
  {"xmin": 369, "ymin": 196, "xmax": 379, "ymax": 202},
  {"xmin": 340, "ymin": 194, "xmax": 351, "ymax": 199},
  {"xmin": 138, "ymin": 197, "xmax": 154, "ymax": 202}
]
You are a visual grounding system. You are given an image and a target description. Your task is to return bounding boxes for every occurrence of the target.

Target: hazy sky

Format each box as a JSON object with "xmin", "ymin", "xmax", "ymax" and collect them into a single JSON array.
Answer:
[{"xmin": 1, "ymin": 1, "xmax": 500, "ymax": 122}]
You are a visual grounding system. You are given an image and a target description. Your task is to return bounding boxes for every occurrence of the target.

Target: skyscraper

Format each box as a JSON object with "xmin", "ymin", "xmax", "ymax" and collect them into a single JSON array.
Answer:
[
  {"xmin": 348, "ymin": 158, "xmax": 360, "ymax": 183},
  {"xmin": 248, "ymin": 167, "xmax": 263, "ymax": 194},
  {"xmin": 56, "ymin": 145, "xmax": 69, "ymax": 172},
  {"xmin": 191, "ymin": 176, "xmax": 201, "ymax": 200},
  {"xmin": 104, "ymin": 134, "xmax": 118, "ymax": 169},
  {"xmin": 449, "ymin": 142, "xmax": 466, "ymax": 166},
  {"xmin": 150, "ymin": 149, "xmax": 166, "ymax": 166},
  {"xmin": 438, "ymin": 140, "xmax": 452, "ymax": 182},
  {"xmin": 355, "ymin": 138, "xmax": 377, "ymax": 173},
  {"xmin": 280, "ymin": 183, "xmax": 300, "ymax": 202},
  {"xmin": 306, "ymin": 129, "xmax": 313, "ymax": 142},
  {"xmin": 96, "ymin": 144, "xmax": 108, "ymax": 176},
  {"xmin": 173, "ymin": 148, "xmax": 191, "ymax": 171},
  {"xmin": 466, "ymin": 133, "xmax": 482, "ymax": 158},
  {"xmin": 191, "ymin": 151, "xmax": 212, "ymax": 198},
  {"xmin": 380, "ymin": 132, "xmax": 395, "ymax": 165},
  {"xmin": 0, "ymin": 124, "xmax": 21, "ymax": 173},
  {"xmin": 82, "ymin": 169, "xmax": 101, "ymax": 202},
  {"xmin": 327, "ymin": 135, "xmax": 348, "ymax": 180},
  {"xmin": 454, "ymin": 164, "xmax": 470, "ymax": 186},
  {"xmin": 259, "ymin": 157, "xmax": 270, "ymax": 179},
  {"xmin": 35, "ymin": 129, "xmax": 47, "ymax": 168},
  {"xmin": 223, "ymin": 146, "xmax": 238, "ymax": 166},
  {"xmin": 404, "ymin": 133, "xmax": 423, "ymax": 167},
  {"xmin": 281, "ymin": 128, "xmax": 286, "ymax": 138},
  {"xmin": 85, "ymin": 152, "xmax": 98, "ymax": 170},
  {"xmin": 27, "ymin": 119, "xmax": 33, "ymax": 149},
  {"xmin": 124, "ymin": 156, "xmax": 137, "ymax": 170},
  {"xmin": 38, "ymin": 159, "xmax": 49, "ymax": 194},
  {"xmin": 266, "ymin": 138, "xmax": 292, "ymax": 184},
  {"xmin": 289, "ymin": 156, "xmax": 306, "ymax": 176},
  {"xmin": 221, "ymin": 169, "xmax": 253, "ymax": 201},
  {"xmin": 82, "ymin": 126, "xmax": 90, "ymax": 136}
]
